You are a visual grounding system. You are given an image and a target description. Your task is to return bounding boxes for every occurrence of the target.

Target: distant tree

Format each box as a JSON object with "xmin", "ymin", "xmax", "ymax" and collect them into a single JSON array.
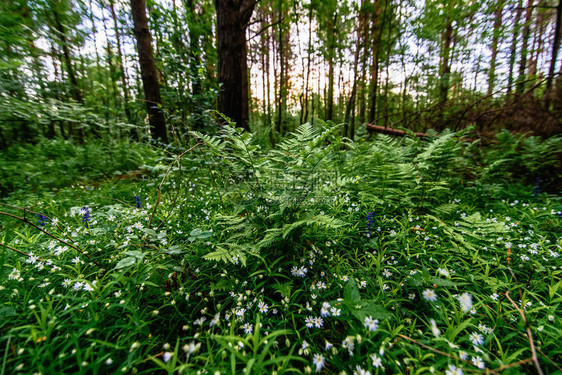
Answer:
[
  {"xmin": 215, "ymin": 0, "xmax": 258, "ymax": 131},
  {"xmin": 130, "ymin": 0, "xmax": 168, "ymax": 143}
]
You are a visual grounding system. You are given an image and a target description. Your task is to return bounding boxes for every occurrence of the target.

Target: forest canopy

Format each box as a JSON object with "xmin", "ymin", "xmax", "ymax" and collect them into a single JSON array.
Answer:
[{"xmin": 0, "ymin": 0, "xmax": 561, "ymax": 148}]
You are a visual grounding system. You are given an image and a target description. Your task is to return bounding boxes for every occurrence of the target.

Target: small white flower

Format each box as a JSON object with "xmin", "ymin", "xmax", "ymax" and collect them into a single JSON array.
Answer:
[
  {"xmin": 445, "ymin": 364, "xmax": 463, "ymax": 375},
  {"xmin": 163, "ymin": 351, "xmax": 173, "ymax": 363},
  {"xmin": 430, "ymin": 319, "xmax": 440, "ymax": 337},
  {"xmin": 458, "ymin": 292, "xmax": 473, "ymax": 312},
  {"xmin": 320, "ymin": 302, "xmax": 331, "ymax": 317},
  {"xmin": 438, "ymin": 268, "xmax": 450, "ymax": 277},
  {"xmin": 242, "ymin": 323, "xmax": 253, "ymax": 334},
  {"xmin": 312, "ymin": 353, "xmax": 325, "ymax": 372},
  {"xmin": 423, "ymin": 289, "xmax": 437, "ymax": 302},
  {"xmin": 471, "ymin": 356, "xmax": 485, "ymax": 369},
  {"xmin": 371, "ymin": 353, "xmax": 382, "ymax": 368},
  {"xmin": 364, "ymin": 316, "xmax": 379, "ymax": 332},
  {"xmin": 469, "ymin": 332, "xmax": 484, "ymax": 346}
]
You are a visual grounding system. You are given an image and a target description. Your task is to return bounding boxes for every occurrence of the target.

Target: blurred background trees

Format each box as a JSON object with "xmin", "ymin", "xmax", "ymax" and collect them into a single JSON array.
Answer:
[{"xmin": 0, "ymin": 0, "xmax": 560, "ymax": 149}]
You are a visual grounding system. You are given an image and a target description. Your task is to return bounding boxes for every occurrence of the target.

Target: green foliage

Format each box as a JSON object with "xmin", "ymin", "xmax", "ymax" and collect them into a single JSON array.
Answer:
[
  {"xmin": 0, "ymin": 128, "xmax": 561, "ymax": 374},
  {"xmin": 0, "ymin": 138, "xmax": 159, "ymax": 197}
]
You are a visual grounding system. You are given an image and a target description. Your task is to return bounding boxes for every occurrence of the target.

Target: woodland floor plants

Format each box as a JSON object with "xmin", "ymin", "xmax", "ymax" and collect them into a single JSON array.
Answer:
[{"xmin": 0, "ymin": 125, "xmax": 561, "ymax": 374}]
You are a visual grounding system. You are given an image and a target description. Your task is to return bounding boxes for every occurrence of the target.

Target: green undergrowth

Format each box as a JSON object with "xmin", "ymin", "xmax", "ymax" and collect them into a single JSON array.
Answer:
[
  {"xmin": 0, "ymin": 137, "xmax": 163, "ymax": 198},
  {"xmin": 0, "ymin": 124, "xmax": 561, "ymax": 374}
]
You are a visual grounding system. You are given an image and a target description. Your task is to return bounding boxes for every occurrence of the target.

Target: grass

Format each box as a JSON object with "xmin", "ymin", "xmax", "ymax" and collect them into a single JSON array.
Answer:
[{"xmin": 0, "ymin": 124, "xmax": 561, "ymax": 374}]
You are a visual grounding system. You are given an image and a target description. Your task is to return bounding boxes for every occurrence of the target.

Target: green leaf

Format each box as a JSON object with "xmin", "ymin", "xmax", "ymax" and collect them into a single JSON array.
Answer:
[
  {"xmin": 351, "ymin": 301, "xmax": 391, "ymax": 321},
  {"xmin": 0, "ymin": 307, "xmax": 16, "ymax": 318},
  {"xmin": 432, "ymin": 277, "xmax": 459, "ymax": 287},
  {"xmin": 115, "ymin": 257, "xmax": 137, "ymax": 269},
  {"xmin": 161, "ymin": 245, "xmax": 184, "ymax": 255},
  {"xmin": 344, "ymin": 279, "xmax": 361, "ymax": 303},
  {"xmin": 123, "ymin": 250, "xmax": 145, "ymax": 260}
]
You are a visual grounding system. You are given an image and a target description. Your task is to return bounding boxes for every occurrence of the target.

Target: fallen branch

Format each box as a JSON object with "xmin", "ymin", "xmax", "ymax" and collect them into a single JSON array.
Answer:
[
  {"xmin": 366, "ymin": 124, "xmax": 431, "ymax": 138},
  {"xmin": 504, "ymin": 291, "xmax": 545, "ymax": 375}
]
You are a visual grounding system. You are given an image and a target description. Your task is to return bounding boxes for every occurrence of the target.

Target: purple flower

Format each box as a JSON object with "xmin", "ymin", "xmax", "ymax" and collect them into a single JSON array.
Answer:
[
  {"xmin": 366, "ymin": 212, "xmax": 374, "ymax": 236},
  {"xmin": 533, "ymin": 177, "xmax": 540, "ymax": 197},
  {"xmin": 82, "ymin": 206, "xmax": 91, "ymax": 228},
  {"xmin": 37, "ymin": 214, "xmax": 48, "ymax": 227},
  {"xmin": 135, "ymin": 195, "xmax": 141, "ymax": 209}
]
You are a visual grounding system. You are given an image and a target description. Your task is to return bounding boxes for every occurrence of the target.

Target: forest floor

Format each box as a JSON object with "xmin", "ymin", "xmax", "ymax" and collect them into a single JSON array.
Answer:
[{"xmin": 1, "ymin": 125, "xmax": 561, "ymax": 374}]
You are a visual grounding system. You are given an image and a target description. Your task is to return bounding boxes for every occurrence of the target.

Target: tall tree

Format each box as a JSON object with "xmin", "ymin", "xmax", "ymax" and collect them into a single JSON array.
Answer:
[
  {"xmin": 368, "ymin": 0, "xmax": 384, "ymax": 124},
  {"xmin": 487, "ymin": 0, "xmax": 504, "ymax": 95},
  {"xmin": 546, "ymin": 0, "xmax": 562, "ymax": 90},
  {"xmin": 516, "ymin": 0, "xmax": 535, "ymax": 92},
  {"xmin": 215, "ymin": 0, "xmax": 257, "ymax": 131},
  {"xmin": 130, "ymin": 0, "xmax": 168, "ymax": 142},
  {"xmin": 507, "ymin": 0, "xmax": 524, "ymax": 93}
]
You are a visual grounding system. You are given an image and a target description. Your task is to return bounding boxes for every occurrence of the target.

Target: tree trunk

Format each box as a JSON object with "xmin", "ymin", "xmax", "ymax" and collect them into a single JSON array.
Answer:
[
  {"xmin": 215, "ymin": 0, "xmax": 256, "ymax": 131},
  {"xmin": 344, "ymin": 7, "xmax": 364, "ymax": 140},
  {"xmin": 439, "ymin": 18, "xmax": 454, "ymax": 104},
  {"xmin": 51, "ymin": 5, "xmax": 83, "ymax": 105},
  {"xmin": 368, "ymin": 0, "xmax": 383, "ymax": 124},
  {"xmin": 487, "ymin": 0, "xmax": 504, "ymax": 95},
  {"xmin": 546, "ymin": 0, "xmax": 562, "ymax": 90},
  {"xmin": 130, "ymin": 0, "xmax": 168, "ymax": 142},
  {"xmin": 516, "ymin": 0, "xmax": 535, "ymax": 93},
  {"xmin": 109, "ymin": 0, "xmax": 132, "ymax": 123},
  {"xmin": 277, "ymin": 4, "xmax": 286, "ymax": 134},
  {"xmin": 507, "ymin": 0, "xmax": 524, "ymax": 93}
]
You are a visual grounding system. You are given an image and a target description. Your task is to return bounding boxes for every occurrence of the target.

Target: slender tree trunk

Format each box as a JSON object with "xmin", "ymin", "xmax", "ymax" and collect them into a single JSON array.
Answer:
[
  {"xmin": 383, "ymin": 3, "xmax": 392, "ymax": 128},
  {"xmin": 130, "ymin": 0, "xmax": 168, "ymax": 142},
  {"xmin": 301, "ymin": 6, "xmax": 313, "ymax": 125},
  {"xmin": 439, "ymin": 18, "xmax": 454, "ymax": 104},
  {"xmin": 109, "ymin": 0, "xmax": 132, "ymax": 123},
  {"xmin": 546, "ymin": 0, "xmax": 562, "ymax": 90},
  {"xmin": 368, "ymin": 0, "xmax": 383, "ymax": 124},
  {"xmin": 51, "ymin": 6, "xmax": 82, "ymax": 105},
  {"xmin": 488, "ymin": 0, "xmax": 504, "ymax": 95},
  {"xmin": 508, "ymin": 0, "xmax": 524, "ymax": 93},
  {"xmin": 326, "ymin": 12, "xmax": 337, "ymax": 122},
  {"xmin": 277, "ymin": 5, "xmax": 285, "ymax": 133},
  {"xmin": 516, "ymin": 0, "xmax": 535, "ymax": 93},
  {"xmin": 186, "ymin": 0, "xmax": 203, "ymax": 129},
  {"xmin": 215, "ymin": 0, "xmax": 256, "ymax": 131},
  {"xmin": 344, "ymin": 7, "xmax": 364, "ymax": 140},
  {"xmin": 359, "ymin": 0, "xmax": 369, "ymax": 125},
  {"xmin": 101, "ymin": 11, "xmax": 119, "ymax": 124}
]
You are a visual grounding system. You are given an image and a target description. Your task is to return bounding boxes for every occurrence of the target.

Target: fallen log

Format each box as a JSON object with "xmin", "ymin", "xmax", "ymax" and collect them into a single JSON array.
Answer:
[{"xmin": 366, "ymin": 123, "xmax": 431, "ymax": 138}]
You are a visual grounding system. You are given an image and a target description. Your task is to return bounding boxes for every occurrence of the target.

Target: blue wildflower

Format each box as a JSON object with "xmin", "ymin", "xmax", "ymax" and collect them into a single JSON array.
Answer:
[
  {"xmin": 366, "ymin": 212, "xmax": 375, "ymax": 236},
  {"xmin": 135, "ymin": 195, "xmax": 141, "ymax": 209},
  {"xmin": 82, "ymin": 206, "xmax": 91, "ymax": 228},
  {"xmin": 37, "ymin": 214, "xmax": 48, "ymax": 227},
  {"xmin": 534, "ymin": 177, "xmax": 540, "ymax": 197}
]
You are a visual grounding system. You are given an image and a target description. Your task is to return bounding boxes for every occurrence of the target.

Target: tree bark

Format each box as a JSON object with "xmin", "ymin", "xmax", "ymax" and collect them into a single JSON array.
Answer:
[
  {"xmin": 215, "ymin": 0, "xmax": 257, "ymax": 131},
  {"xmin": 487, "ymin": 0, "xmax": 504, "ymax": 95},
  {"xmin": 507, "ymin": 0, "xmax": 524, "ymax": 93},
  {"xmin": 546, "ymin": 0, "xmax": 562, "ymax": 90},
  {"xmin": 109, "ymin": 0, "xmax": 133, "ymax": 123},
  {"xmin": 130, "ymin": 0, "xmax": 168, "ymax": 142},
  {"xmin": 439, "ymin": 18, "xmax": 454, "ymax": 104},
  {"xmin": 516, "ymin": 0, "xmax": 535, "ymax": 93},
  {"xmin": 368, "ymin": 0, "xmax": 382, "ymax": 124}
]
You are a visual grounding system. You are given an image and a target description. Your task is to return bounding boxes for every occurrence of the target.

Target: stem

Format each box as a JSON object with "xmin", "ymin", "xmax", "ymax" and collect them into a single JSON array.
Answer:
[
  {"xmin": 0, "ymin": 211, "xmax": 101, "ymax": 268},
  {"xmin": 504, "ymin": 291, "xmax": 544, "ymax": 375},
  {"xmin": 148, "ymin": 143, "xmax": 201, "ymax": 229}
]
